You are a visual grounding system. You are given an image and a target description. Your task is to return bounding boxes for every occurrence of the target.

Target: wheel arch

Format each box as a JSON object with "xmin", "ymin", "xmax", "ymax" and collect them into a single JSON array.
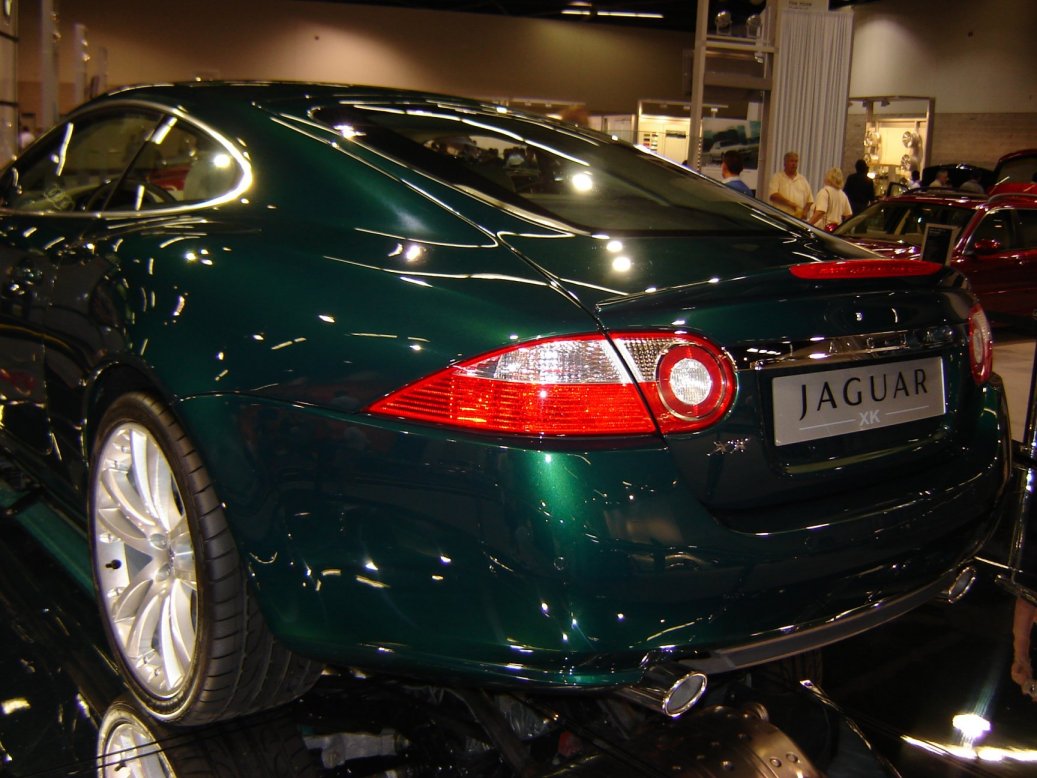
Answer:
[{"xmin": 83, "ymin": 361, "xmax": 174, "ymax": 459}]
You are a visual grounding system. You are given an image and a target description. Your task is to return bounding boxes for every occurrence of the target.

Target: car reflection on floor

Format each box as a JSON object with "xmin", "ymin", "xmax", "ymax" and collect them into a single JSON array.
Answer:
[
  {"xmin": 0, "ymin": 458, "xmax": 1034, "ymax": 776},
  {"xmin": 0, "ymin": 488, "xmax": 906, "ymax": 778}
]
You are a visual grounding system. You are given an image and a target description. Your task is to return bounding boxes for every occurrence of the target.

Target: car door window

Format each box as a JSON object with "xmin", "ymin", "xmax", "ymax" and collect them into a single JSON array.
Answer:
[
  {"xmin": 970, "ymin": 210, "xmax": 1018, "ymax": 249},
  {"xmin": 1015, "ymin": 209, "xmax": 1037, "ymax": 248},
  {"xmin": 109, "ymin": 115, "xmax": 244, "ymax": 210},
  {"xmin": 1, "ymin": 110, "xmax": 160, "ymax": 213}
]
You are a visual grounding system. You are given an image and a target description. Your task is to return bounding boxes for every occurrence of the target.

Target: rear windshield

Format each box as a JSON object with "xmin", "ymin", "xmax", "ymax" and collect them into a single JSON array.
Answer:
[
  {"xmin": 835, "ymin": 200, "xmax": 974, "ymax": 247},
  {"xmin": 995, "ymin": 155, "xmax": 1037, "ymax": 186},
  {"xmin": 310, "ymin": 101, "xmax": 796, "ymax": 236}
]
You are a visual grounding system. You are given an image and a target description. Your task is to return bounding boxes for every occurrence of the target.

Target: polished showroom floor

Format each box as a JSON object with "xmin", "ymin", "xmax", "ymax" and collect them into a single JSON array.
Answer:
[{"xmin": 0, "ymin": 332, "xmax": 1034, "ymax": 777}]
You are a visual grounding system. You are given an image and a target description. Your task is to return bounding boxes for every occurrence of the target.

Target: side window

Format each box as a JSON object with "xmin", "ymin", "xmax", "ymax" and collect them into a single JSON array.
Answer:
[
  {"xmin": 970, "ymin": 210, "xmax": 1017, "ymax": 250},
  {"xmin": 2, "ymin": 110, "xmax": 159, "ymax": 212},
  {"xmin": 110, "ymin": 115, "xmax": 244, "ymax": 210},
  {"xmin": 1016, "ymin": 210, "xmax": 1037, "ymax": 249}
]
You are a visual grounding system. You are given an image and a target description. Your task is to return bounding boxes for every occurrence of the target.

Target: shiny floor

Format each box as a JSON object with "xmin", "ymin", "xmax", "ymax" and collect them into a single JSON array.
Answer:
[{"xmin": 0, "ymin": 333, "xmax": 1033, "ymax": 778}]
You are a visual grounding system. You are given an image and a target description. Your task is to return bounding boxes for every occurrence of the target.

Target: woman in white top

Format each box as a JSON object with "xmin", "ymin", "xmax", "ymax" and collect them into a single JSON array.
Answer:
[{"xmin": 810, "ymin": 167, "xmax": 853, "ymax": 231}]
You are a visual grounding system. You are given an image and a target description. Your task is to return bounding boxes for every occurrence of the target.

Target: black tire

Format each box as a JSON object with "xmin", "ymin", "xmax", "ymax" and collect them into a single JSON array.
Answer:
[
  {"xmin": 88, "ymin": 392, "xmax": 323, "ymax": 725},
  {"xmin": 97, "ymin": 695, "xmax": 319, "ymax": 777}
]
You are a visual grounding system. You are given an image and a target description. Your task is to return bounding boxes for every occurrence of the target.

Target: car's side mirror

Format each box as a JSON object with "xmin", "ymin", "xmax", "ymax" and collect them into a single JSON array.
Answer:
[{"xmin": 973, "ymin": 238, "xmax": 1003, "ymax": 256}]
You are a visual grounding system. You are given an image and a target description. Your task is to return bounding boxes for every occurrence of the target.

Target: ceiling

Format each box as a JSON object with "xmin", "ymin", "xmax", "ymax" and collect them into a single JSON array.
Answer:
[{"xmin": 311, "ymin": 1, "xmax": 879, "ymax": 33}]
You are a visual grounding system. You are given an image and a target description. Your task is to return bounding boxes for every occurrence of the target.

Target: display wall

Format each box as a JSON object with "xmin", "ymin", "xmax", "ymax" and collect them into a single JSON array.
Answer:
[
  {"xmin": 14, "ymin": 0, "xmax": 1037, "ymax": 179},
  {"xmin": 844, "ymin": 0, "xmax": 1037, "ymax": 173},
  {"xmin": 16, "ymin": 0, "xmax": 690, "ymax": 120}
]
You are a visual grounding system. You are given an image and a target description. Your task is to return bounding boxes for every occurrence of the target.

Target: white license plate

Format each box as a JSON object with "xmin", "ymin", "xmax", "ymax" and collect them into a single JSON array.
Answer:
[{"xmin": 772, "ymin": 356, "xmax": 946, "ymax": 446}]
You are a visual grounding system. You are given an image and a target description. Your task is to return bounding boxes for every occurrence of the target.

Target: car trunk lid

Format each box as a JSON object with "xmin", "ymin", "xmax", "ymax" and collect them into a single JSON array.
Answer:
[{"xmin": 501, "ymin": 231, "xmax": 981, "ymax": 531}]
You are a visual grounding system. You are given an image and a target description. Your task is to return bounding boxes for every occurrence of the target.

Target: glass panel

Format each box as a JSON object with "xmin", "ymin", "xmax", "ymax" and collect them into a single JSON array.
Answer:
[
  {"xmin": 971, "ymin": 211, "xmax": 1017, "ymax": 249},
  {"xmin": 313, "ymin": 101, "xmax": 794, "ymax": 236},
  {"xmin": 5, "ymin": 110, "xmax": 159, "ymax": 212},
  {"xmin": 838, "ymin": 202, "xmax": 974, "ymax": 247},
  {"xmin": 111, "ymin": 115, "xmax": 241, "ymax": 210}
]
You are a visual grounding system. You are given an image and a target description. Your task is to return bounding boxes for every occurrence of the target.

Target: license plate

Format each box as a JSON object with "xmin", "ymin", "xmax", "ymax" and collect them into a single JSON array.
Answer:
[{"xmin": 772, "ymin": 356, "xmax": 946, "ymax": 446}]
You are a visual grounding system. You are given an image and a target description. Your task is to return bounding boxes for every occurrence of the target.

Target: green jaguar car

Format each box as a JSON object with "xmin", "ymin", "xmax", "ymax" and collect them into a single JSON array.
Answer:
[{"xmin": 0, "ymin": 82, "xmax": 1011, "ymax": 725}]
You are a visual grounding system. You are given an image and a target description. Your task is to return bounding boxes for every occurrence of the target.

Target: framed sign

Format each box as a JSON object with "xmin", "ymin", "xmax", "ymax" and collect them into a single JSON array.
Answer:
[{"xmin": 921, "ymin": 224, "xmax": 960, "ymax": 265}]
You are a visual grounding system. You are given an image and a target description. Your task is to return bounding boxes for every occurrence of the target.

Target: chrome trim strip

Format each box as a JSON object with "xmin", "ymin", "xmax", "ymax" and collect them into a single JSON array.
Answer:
[
  {"xmin": 681, "ymin": 569, "xmax": 959, "ymax": 674},
  {"xmin": 730, "ymin": 324, "xmax": 965, "ymax": 372}
]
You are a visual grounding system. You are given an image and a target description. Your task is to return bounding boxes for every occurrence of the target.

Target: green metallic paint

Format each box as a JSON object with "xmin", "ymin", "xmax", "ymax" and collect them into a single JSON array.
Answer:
[
  {"xmin": 0, "ymin": 82, "xmax": 1013, "ymax": 690},
  {"xmin": 172, "ymin": 378, "xmax": 1008, "ymax": 687}
]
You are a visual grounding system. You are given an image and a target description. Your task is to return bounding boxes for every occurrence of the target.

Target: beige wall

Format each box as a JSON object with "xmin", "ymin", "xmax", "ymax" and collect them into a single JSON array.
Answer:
[
  {"xmin": 18, "ymin": 0, "xmax": 690, "ymax": 119},
  {"xmin": 843, "ymin": 0, "xmax": 1037, "ymax": 178},
  {"xmin": 16, "ymin": 0, "xmax": 1037, "ymax": 174},
  {"xmin": 849, "ymin": 0, "xmax": 1037, "ymax": 114}
]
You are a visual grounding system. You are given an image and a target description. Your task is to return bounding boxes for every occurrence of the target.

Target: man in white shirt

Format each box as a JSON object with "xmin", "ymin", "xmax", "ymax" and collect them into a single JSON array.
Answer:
[{"xmin": 768, "ymin": 151, "xmax": 813, "ymax": 219}]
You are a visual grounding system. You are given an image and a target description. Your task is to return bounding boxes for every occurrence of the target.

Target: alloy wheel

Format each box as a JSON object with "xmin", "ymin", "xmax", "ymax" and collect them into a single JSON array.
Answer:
[{"xmin": 93, "ymin": 422, "xmax": 198, "ymax": 700}]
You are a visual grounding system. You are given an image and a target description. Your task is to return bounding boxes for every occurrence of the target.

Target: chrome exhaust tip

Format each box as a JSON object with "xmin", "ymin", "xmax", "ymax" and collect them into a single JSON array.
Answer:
[
  {"xmin": 938, "ymin": 566, "xmax": 977, "ymax": 604},
  {"xmin": 617, "ymin": 663, "xmax": 708, "ymax": 718}
]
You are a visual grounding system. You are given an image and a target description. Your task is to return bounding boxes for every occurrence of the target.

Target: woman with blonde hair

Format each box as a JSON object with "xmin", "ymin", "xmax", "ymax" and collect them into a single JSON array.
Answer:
[{"xmin": 810, "ymin": 167, "xmax": 853, "ymax": 231}]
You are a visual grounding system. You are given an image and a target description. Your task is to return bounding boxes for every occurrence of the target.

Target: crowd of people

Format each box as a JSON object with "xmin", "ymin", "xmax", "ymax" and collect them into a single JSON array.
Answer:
[{"xmin": 716, "ymin": 147, "xmax": 984, "ymax": 231}]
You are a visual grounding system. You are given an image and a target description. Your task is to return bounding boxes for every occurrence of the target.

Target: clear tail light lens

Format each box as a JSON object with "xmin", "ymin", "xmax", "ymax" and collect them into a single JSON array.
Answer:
[
  {"xmin": 367, "ymin": 333, "xmax": 736, "ymax": 437},
  {"xmin": 967, "ymin": 304, "xmax": 993, "ymax": 385}
]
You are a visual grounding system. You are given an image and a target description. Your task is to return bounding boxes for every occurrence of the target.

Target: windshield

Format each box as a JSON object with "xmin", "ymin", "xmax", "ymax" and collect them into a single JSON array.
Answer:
[
  {"xmin": 995, "ymin": 155, "xmax": 1037, "ymax": 186},
  {"xmin": 311, "ymin": 101, "xmax": 797, "ymax": 236},
  {"xmin": 835, "ymin": 200, "xmax": 974, "ymax": 247}
]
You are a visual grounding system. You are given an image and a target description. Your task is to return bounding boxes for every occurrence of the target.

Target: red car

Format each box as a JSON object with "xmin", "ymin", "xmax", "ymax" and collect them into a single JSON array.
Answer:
[
  {"xmin": 990, "ymin": 149, "xmax": 1037, "ymax": 196},
  {"xmin": 835, "ymin": 190, "xmax": 1037, "ymax": 323}
]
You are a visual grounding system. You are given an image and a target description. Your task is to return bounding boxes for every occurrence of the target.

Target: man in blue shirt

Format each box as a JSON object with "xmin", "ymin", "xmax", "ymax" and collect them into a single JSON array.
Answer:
[{"xmin": 722, "ymin": 150, "xmax": 752, "ymax": 195}]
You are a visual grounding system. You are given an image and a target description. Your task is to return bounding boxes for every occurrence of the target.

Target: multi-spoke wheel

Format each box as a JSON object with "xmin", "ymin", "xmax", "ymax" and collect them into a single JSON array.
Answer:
[
  {"xmin": 97, "ymin": 696, "xmax": 319, "ymax": 777},
  {"xmin": 89, "ymin": 393, "xmax": 322, "ymax": 725},
  {"xmin": 94, "ymin": 420, "xmax": 198, "ymax": 701}
]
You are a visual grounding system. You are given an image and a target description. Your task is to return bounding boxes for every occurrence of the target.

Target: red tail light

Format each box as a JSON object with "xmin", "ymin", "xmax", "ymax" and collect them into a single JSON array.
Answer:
[
  {"xmin": 367, "ymin": 333, "xmax": 736, "ymax": 437},
  {"xmin": 789, "ymin": 259, "xmax": 943, "ymax": 279},
  {"xmin": 967, "ymin": 304, "xmax": 993, "ymax": 385}
]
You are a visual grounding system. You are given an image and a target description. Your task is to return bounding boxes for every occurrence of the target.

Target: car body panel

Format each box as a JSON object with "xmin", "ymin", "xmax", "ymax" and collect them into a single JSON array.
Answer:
[{"xmin": 0, "ymin": 82, "xmax": 1013, "ymax": 692}]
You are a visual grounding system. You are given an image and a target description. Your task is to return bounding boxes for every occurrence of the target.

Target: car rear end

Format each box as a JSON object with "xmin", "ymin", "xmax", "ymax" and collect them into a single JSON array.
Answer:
[
  {"xmin": 228, "ymin": 92, "xmax": 1011, "ymax": 686},
  {"xmin": 359, "ymin": 247, "xmax": 1010, "ymax": 683}
]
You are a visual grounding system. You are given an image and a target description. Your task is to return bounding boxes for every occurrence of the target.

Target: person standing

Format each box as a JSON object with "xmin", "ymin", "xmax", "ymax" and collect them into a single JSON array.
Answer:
[
  {"xmin": 721, "ymin": 149, "xmax": 752, "ymax": 195},
  {"xmin": 843, "ymin": 159, "xmax": 875, "ymax": 215},
  {"xmin": 768, "ymin": 151, "xmax": 812, "ymax": 219},
  {"xmin": 810, "ymin": 167, "xmax": 853, "ymax": 231},
  {"xmin": 959, "ymin": 170, "xmax": 986, "ymax": 194},
  {"xmin": 17, "ymin": 125, "xmax": 34, "ymax": 151}
]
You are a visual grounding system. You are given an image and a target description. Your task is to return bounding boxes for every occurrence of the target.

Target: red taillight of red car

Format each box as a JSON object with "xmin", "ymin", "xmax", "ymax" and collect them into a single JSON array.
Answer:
[
  {"xmin": 789, "ymin": 259, "xmax": 943, "ymax": 279},
  {"xmin": 967, "ymin": 304, "xmax": 993, "ymax": 385},
  {"xmin": 367, "ymin": 333, "xmax": 736, "ymax": 436}
]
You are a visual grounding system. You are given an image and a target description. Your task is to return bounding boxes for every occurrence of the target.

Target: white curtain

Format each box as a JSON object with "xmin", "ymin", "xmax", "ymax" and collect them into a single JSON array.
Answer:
[{"xmin": 770, "ymin": 9, "xmax": 854, "ymax": 197}]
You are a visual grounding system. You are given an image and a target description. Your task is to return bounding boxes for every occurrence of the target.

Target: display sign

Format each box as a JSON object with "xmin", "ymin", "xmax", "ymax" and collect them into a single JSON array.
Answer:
[
  {"xmin": 921, "ymin": 224, "xmax": 960, "ymax": 265},
  {"xmin": 785, "ymin": 0, "xmax": 829, "ymax": 11}
]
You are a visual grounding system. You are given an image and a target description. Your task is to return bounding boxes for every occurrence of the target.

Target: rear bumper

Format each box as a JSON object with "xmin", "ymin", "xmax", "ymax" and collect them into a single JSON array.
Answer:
[{"xmin": 174, "ymin": 378, "xmax": 1010, "ymax": 688}]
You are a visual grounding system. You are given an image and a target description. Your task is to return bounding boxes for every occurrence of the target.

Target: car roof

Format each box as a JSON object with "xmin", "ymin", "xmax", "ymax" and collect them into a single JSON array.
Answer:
[
  {"xmin": 884, "ymin": 190, "xmax": 988, "ymax": 208},
  {"xmin": 90, "ymin": 80, "xmax": 492, "ymax": 113},
  {"xmin": 995, "ymin": 148, "xmax": 1037, "ymax": 166},
  {"xmin": 880, "ymin": 189, "xmax": 1037, "ymax": 213}
]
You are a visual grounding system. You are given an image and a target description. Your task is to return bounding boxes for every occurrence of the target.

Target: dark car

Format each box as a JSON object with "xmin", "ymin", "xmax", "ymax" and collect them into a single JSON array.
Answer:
[
  {"xmin": 835, "ymin": 190, "xmax": 1037, "ymax": 322},
  {"xmin": 0, "ymin": 82, "xmax": 1010, "ymax": 727},
  {"xmin": 920, "ymin": 163, "xmax": 996, "ymax": 190}
]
